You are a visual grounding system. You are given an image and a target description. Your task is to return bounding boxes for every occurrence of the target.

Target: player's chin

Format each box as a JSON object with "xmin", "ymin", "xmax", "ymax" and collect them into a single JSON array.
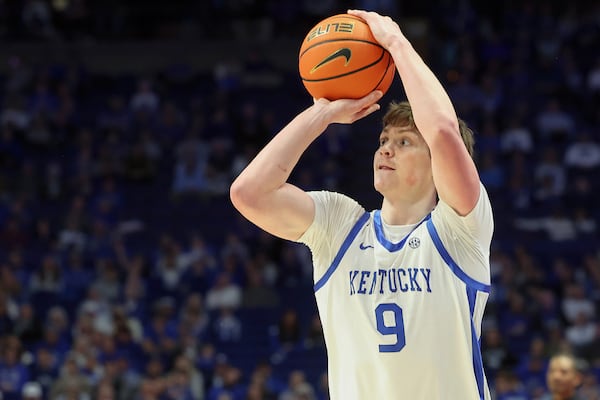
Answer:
[{"xmin": 373, "ymin": 179, "xmax": 386, "ymax": 194}]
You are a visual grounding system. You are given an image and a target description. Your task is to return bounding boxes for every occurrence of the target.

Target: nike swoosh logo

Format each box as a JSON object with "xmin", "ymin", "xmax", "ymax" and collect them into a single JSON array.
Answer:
[
  {"xmin": 359, "ymin": 242, "xmax": 374, "ymax": 250},
  {"xmin": 310, "ymin": 48, "xmax": 352, "ymax": 74}
]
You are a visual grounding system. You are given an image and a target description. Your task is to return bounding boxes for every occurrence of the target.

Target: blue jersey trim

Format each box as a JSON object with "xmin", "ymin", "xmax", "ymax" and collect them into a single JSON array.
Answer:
[
  {"xmin": 426, "ymin": 219, "xmax": 490, "ymax": 293},
  {"xmin": 467, "ymin": 287, "xmax": 485, "ymax": 400},
  {"xmin": 314, "ymin": 212, "xmax": 370, "ymax": 293},
  {"xmin": 374, "ymin": 211, "xmax": 431, "ymax": 252}
]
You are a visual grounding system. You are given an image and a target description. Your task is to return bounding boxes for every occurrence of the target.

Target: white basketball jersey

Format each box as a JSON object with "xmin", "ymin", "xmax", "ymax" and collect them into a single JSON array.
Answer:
[{"xmin": 298, "ymin": 184, "xmax": 493, "ymax": 400}]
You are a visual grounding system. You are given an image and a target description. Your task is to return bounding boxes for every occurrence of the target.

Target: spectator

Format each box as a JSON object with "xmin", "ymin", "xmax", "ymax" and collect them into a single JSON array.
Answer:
[
  {"xmin": 29, "ymin": 254, "xmax": 64, "ymax": 318},
  {"xmin": 572, "ymin": 207, "xmax": 597, "ymax": 239},
  {"xmin": 141, "ymin": 299, "xmax": 178, "ymax": 359},
  {"xmin": 97, "ymin": 95, "xmax": 131, "ymax": 133},
  {"xmin": 303, "ymin": 314, "xmax": 325, "ymax": 349},
  {"xmin": 514, "ymin": 208, "xmax": 577, "ymax": 242},
  {"xmin": 92, "ymin": 258, "xmax": 121, "ymax": 303},
  {"xmin": 279, "ymin": 370, "xmax": 316, "ymax": 400},
  {"xmin": 154, "ymin": 101, "xmax": 186, "ymax": 144},
  {"xmin": 0, "ymin": 94, "xmax": 30, "ymax": 131},
  {"xmin": 180, "ymin": 233, "xmax": 217, "ymax": 272},
  {"xmin": 241, "ymin": 265, "xmax": 280, "ymax": 309},
  {"xmin": 482, "ymin": 325, "xmax": 517, "ymax": 380},
  {"xmin": 270, "ymin": 309, "xmax": 301, "ymax": 355},
  {"xmin": 493, "ymin": 369, "xmax": 528, "ymax": 400},
  {"xmin": 206, "ymin": 364, "xmax": 245, "ymax": 400},
  {"xmin": 153, "ymin": 242, "xmax": 189, "ymax": 300},
  {"xmin": 578, "ymin": 372, "xmax": 600, "ymax": 400},
  {"xmin": 563, "ymin": 131, "xmax": 600, "ymax": 172},
  {"xmin": 0, "ymin": 289, "xmax": 17, "ymax": 336},
  {"xmin": 565, "ymin": 312, "xmax": 600, "ymax": 362},
  {"xmin": 124, "ymin": 141, "xmax": 157, "ymax": 182},
  {"xmin": 205, "ymin": 273, "xmax": 242, "ymax": 312},
  {"xmin": 514, "ymin": 337, "xmax": 549, "ymax": 396},
  {"xmin": 21, "ymin": 381, "xmax": 43, "ymax": 400},
  {"xmin": 29, "ymin": 346, "xmax": 59, "ymax": 396},
  {"xmin": 22, "ymin": 0, "xmax": 57, "ymax": 39},
  {"xmin": 61, "ymin": 250, "xmax": 93, "ymax": 312},
  {"xmin": 172, "ymin": 354, "xmax": 205, "ymax": 400},
  {"xmin": 533, "ymin": 147, "xmax": 567, "ymax": 204},
  {"xmin": 172, "ymin": 150, "xmax": 208, "ymax": 197},
  {"xmin": 500, "ymin": 116, "xmax": 533, "ymax": 154},
  {"xmin": 196, "ymin": 344, "xmax": 218, "ymax": 385},
  {"xmin": 212, "ymin": 307, "xmax": 241, "ymax": 344},
  {"xmin": 95, "ymin": 380, "xmax": 117, "ymax": 400},
  {"xmin": 178, "ymin": 293, "xmax": 209, "ymax": 340},
  {"xmin": 535, "ymin": 98, "xmax": 576, "ymax": 144},
  {"xmin": 130, "ymin": 79, "xmax": 160, "ymax": 114},
  {"xmin": 164, "ymin": 369, "xmax": 194, "ymax": 400},
  {"xmin": 582, "ymin": 255, "xmax": 600, "ymax": 304},
  {"xmin": 316, "ymin": 371, "xmax": 329, "ymax": 400},
  {"xmin": 13, "ymin": 302, "xmax": 43, "ymax": 346},
  {"xmin": 0, "ymin": 336, "xmax": 29, "ymax": 400},
  {"xmin": 180, "ymin": 259, "xmax": 213, "ymax": 298},
  {"xmin": 540, "ymin": 352, "xmax": 585, "ymax": 400},
  {"xmin": 478, "ymin": 151, "xmax": 505, "ymax": 193},
  {"xmin": 246, "ymin": 360, "xmax": 283, "ymax": 399},
  {"xmin": 498, "ymin": 291, "xmax": 535, "ymax": 356},
  {"xmin": 204, "ymin": 139, "xmax": 233, "ymax": 196},
  {"xmin": 586, "ymin": 57, "xmax": 600, "ymax": 93},
  {"xmin": 561, "ymin": 283, "xmax": 596, "ymax": 325}
]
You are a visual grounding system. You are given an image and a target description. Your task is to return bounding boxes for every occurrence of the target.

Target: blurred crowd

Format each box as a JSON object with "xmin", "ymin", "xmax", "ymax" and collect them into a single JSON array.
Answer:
[{"xmin": 0, "ymin": 0, "xmax": 599, "ymax": 400}]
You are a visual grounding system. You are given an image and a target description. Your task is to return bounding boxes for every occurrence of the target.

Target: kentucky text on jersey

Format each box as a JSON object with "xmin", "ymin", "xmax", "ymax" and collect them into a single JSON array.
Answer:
[{"xmin": 349, "ymin": 267, "xmax": 432, "ymax": 295}]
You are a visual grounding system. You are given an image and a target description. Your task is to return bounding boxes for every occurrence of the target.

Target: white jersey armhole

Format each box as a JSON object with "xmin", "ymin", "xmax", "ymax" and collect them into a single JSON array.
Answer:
[
  {"xmin": 296, "ymin": 191, "xmax": 365, "ymax": 280},
  {"xmin": 430, "ymin": 182, "xmax": 494, "ymax": 284}
]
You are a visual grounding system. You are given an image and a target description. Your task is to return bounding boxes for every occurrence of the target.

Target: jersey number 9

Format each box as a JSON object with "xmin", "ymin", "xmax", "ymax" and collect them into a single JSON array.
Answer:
[{"xmin": 375, "ymin": 303, "xmax": 406, "ymax": 353}]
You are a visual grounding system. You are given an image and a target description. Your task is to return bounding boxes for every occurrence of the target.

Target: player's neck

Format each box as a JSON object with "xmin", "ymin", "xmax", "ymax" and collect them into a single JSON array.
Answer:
[{"xmin": 380, "ymin": 194, "xmax": 436, "ymax": 226}]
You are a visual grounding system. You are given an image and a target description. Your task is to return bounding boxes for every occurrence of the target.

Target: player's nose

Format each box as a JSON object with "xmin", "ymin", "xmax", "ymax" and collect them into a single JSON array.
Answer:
[{"xmin": 379, "ymin": 142, "xmax": 394, "ymax": 156}]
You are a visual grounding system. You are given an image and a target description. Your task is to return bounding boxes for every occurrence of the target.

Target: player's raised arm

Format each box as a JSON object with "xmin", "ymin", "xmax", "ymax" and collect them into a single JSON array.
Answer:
[
  {"xmin": 349, "ymin": 9, "xmax": 480, "ymax": 216},
  {"xmin": 229, "ymin": 92, "xmax": 382, "ymax": 241}
]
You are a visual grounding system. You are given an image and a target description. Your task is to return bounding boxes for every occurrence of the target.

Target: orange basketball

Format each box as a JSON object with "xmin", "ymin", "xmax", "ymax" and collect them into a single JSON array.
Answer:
[{"xmin": 299, "ymin": 14, "xmax": 396, "ymax": 100}]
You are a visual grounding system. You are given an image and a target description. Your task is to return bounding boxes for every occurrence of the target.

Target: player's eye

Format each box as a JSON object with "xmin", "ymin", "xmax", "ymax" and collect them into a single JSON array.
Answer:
[
  {"xmin": 397, "ymin": 138, "xmax": 411, "ymax": 146},
  {"xmin": 379, "ymin": 138, "xmax": 387, "ymax": 146}
]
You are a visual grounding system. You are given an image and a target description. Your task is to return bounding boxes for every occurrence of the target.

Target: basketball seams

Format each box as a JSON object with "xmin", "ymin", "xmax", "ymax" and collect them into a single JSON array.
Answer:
[
  {"xmin": 301, "ymin": 48, "xmax": 386, "ymax": 82},
  {"xmin": 299, "ymin": 38, "xmax": 385, "ymax": 58},
  {"xmin": 308, "ymin": 14, "xmax": 365, "ymax": 27},
  {"xmin": 370, "ymin": 52, "xmax": 394, "ymax": 93}
]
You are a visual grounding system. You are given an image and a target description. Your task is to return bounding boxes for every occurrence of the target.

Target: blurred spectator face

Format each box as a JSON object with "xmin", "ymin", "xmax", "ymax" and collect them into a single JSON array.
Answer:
[
  {"xmin": 246, "ymin": 382, "xmax": 264, "ymax": 400},
  {"xmin": 3, "ymin": 346, "xmax": 19, "ymax": 366},
  {"xmin": 62, "ymin": 356, "xmax": 80, "ymax": 376},
  {"xmin": 174, "ymin": 355, "xmax": 192, "ymax": 373},
  {"xmin": 546, "ymin": 355, "xmax": 582, "ymax": 398},
  {"xmin": 145, "ymin": 358, "xmax": 164, "ymax": 378},
  {"xmin": 36, "ymin": 347, "xmax": 55, "ymax": 369},
  {"xmin": 96, "ymin": 382, "xmax": 115, "ymax": 400}
]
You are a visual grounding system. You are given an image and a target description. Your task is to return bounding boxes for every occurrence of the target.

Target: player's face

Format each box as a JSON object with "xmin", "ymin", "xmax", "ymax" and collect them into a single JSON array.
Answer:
[
  {"xmin": 373, "ymin": 126, "xmax": 433, "ymax": 197},
  {"xmin": 546, "ymin": 356, "xmax": 581, "ymax": 397}
]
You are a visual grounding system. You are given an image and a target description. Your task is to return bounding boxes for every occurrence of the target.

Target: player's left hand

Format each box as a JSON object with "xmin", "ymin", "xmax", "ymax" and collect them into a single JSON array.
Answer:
[{"xmin": 313, "ymin": 90, "xmax": 382, "ymax": 125}]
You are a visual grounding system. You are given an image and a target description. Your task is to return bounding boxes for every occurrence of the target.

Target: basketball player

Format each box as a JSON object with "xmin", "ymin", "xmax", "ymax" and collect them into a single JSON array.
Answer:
[{"xmin": 230, "ymin": 9, "xmax": 494, "ymax": 399}]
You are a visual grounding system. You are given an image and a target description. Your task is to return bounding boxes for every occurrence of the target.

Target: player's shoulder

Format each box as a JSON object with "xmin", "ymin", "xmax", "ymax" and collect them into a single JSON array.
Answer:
[
  {"xmin": 433, "ymin": 182, "xmax": 492, "ymax": 219},
  {"xmin": 307, "ymin": 190, "xmax": 365, "ymax": 212}
]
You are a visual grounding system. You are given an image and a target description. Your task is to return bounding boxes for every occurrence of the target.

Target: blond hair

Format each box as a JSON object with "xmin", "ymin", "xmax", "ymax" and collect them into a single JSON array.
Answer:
[{"xmin": 382, "ymin": 101, "xmax": 475, "ymax": 157}]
